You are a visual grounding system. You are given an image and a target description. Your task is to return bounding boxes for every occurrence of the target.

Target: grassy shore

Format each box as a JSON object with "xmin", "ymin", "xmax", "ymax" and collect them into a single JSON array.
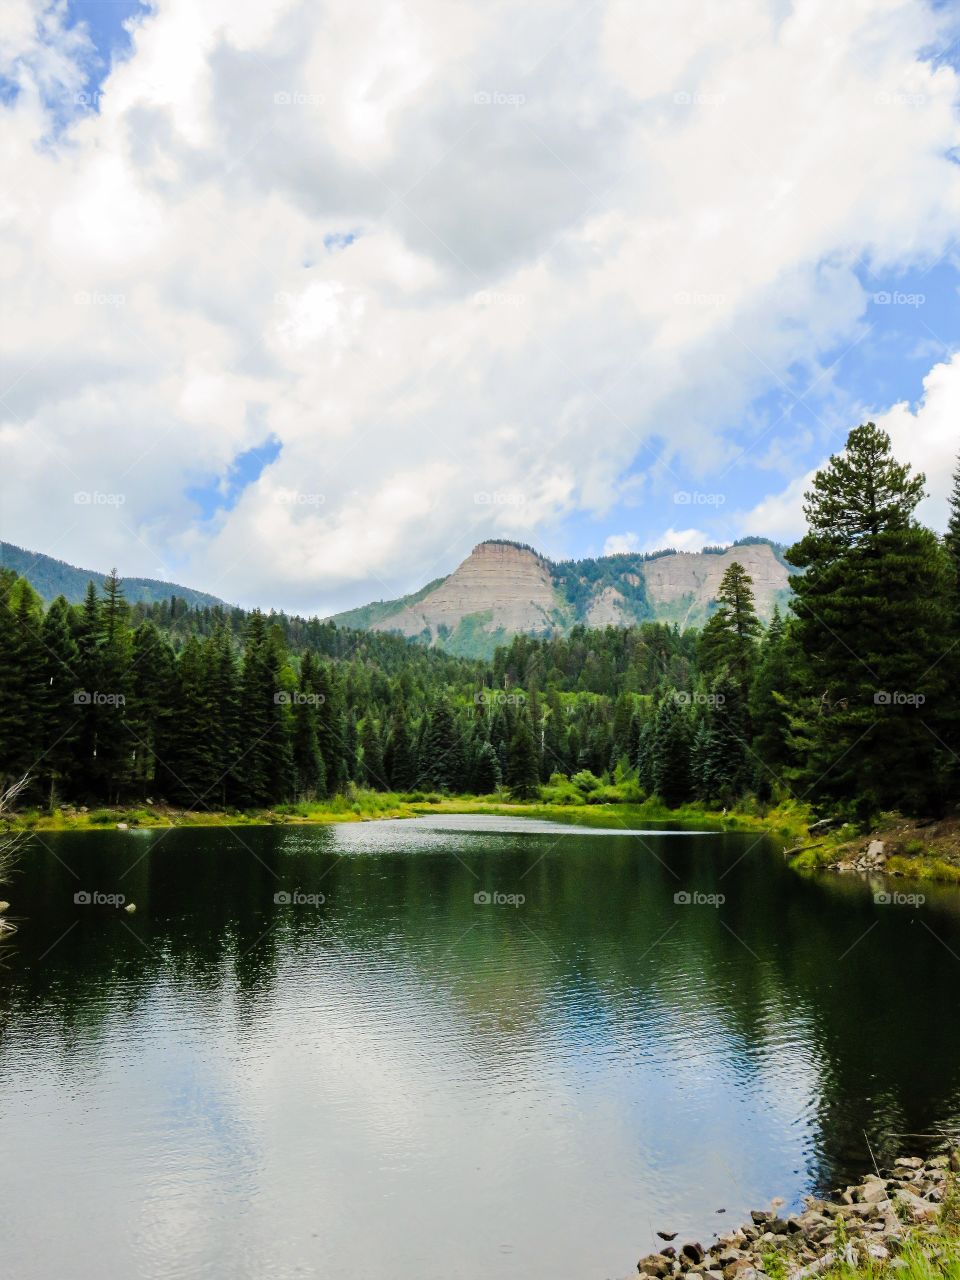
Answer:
[
  {"xmin": 11, "ymin": 791, "xmax": 960, "ymax": 888},
  {"xmin": 789, "ymin": 815, "xmax": 960, "ymax": 886},
  {"xmin": 2, "ymin": 788, "xmax": 813, "ymax": 842}
]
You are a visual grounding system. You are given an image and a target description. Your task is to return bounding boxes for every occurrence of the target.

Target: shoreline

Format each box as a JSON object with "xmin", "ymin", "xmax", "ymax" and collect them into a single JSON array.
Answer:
[
  {"xmin": 636, "ymin": 1152, "xmax": 959, "ymax": 1280},
  {"xmin": 9, "ymin": 794, "xmax": 960, "ymax": 887},
  {"xmin": 1, "ymin": 793, "xmax": 806, "ymax": 840}
]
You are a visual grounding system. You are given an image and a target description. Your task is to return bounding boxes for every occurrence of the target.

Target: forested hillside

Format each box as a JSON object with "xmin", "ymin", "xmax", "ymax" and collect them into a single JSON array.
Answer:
[
  {"xmin": 0, "ymin": 542, "xmax": 226, "ymax": 609},
  {"xmin": 0, "ymin": 425, "xmax": 957, "ymax": 822}
]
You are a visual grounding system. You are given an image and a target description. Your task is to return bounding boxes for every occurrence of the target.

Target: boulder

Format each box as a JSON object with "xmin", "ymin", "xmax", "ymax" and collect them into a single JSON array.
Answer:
[
  {"xmin": 861, "ymin": 1180, "xmax": 888, "ymax": 1204},
  {"xmin": 893, "ymin": 1189, "xmax": 938, "ymax": 1223},
  {"xmin": 681, "ymin": 1244, "xmax": 705, "ymax": 1265},
  {"xmin": 638, "ymin": 1254, "xmax": 673, "ymax": 1277}
]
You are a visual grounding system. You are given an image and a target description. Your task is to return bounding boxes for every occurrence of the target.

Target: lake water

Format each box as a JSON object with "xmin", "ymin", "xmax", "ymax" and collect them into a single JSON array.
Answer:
[{"xmin": 2, "ymin": 813, "xmax": 960, "ymax": 1280}]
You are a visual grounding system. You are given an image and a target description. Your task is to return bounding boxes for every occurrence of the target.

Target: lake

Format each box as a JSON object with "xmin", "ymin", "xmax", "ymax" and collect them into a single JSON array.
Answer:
[{"xmin": 2, "ymin": 813, "xmax": 959, "ymax": 1279}]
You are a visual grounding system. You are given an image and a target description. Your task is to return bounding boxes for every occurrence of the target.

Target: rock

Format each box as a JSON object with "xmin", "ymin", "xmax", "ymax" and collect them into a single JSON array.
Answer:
[
  {"xmin": 893, "ymin": 1189, "xmax": 938, "ymax": 1223},
  {"xmin": 951, "ymin": 1150, "xmax": 960, "ymax": 1174},
  {"xmin": 750, "ymin": 1211, "xmax": 770, "ymax": 1226},
  {"xmin": 0, "ymin": 900, "xmax": 10, "ymax": 913},
  {"xmin": 124, "ymin": 903, "xmax": 137, "ymax": 914},
  {"xmin": 116, "ymin": 822, "xmax": 128, "ymax": 830},
  {"xmin": 723, "ymin": 1261, "xmax": 758, "ymax": 1280},
  {"xmin": 861, "ymin": 1180, "xmax": 888, "ymax": 1204},
  {"xmin": 658, "ymin": 1232, "xmax": 678, "ymax": 1242},
  {"xmin": 681, "ymin": 1244, "xmax": 705, "ymax": 1265},
  {"xmin": 638, "ymin": 1255, "xmax": 673, "ymax": 1277},
  {"xmin": 865, "ymin": 841, "xmax": 885, "ymax": 858},
  {"xmin": 894, "ymin": 1157, "xmax": 924, "ymax": 1169}
]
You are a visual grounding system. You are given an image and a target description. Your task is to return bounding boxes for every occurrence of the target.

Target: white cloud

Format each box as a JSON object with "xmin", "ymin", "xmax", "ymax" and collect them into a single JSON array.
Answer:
[
  {"xmin": 737, "ymin": 352, "xmax": 960, "ymax": 544},
  {"xmin": 1, "ymin": 0, "xmax": 960, "ymax": 611},
  {"xmin": 642, "ymin": 528, "xmax": 716, "ymax": 554},
  {"xmin": 603, "ymin": 532, "xmax": 640, "ymax": 555}
]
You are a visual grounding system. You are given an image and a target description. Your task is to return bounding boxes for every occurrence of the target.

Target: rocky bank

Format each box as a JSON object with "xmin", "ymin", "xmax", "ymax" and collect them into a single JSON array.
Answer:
[{"xmin": 637, "ymin": 1154, "xmax": 959, "ymax": 1280}]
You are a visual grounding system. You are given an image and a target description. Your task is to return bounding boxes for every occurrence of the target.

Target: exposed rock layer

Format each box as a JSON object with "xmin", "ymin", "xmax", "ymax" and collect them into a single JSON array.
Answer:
[{"xmin": 359, "ymin": 539, "xmax": 791, "ymax": 647}]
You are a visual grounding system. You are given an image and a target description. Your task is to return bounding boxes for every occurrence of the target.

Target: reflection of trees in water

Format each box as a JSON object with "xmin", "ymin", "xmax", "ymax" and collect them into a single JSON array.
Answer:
[{"xmin": 1, "ymin": 826, "xmax": 959, "ymax": 1190}]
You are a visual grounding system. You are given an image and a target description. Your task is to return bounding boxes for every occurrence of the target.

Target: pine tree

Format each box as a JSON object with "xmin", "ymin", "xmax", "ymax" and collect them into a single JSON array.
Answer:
[
  {"xmin": 749, "ymin": 608, "xmax": 797, "ymax": 798},
  {"xmin": 422, "ymin": 700, "xmax": 464, "ymax": 792},
  {"xmin": 696, "ymin": 675, "xmax": 751, "ymax": 804},
  {"xmin": 360, "ymin": 717, "xmax": 387, "ymax": 789},
  {"xmin": 786, "ymin": 422, "xmax": 950, "ymax": 816},
  {"xmin": 39, "ymin": 596, "xmax": 81, "ymax": 804},
  {"xmin": 507, "ymin": 710, "xmax": 540, "ymax": 798},
  {"xmin": 292, "ymin": 653, "xmax": 325, "ymax": 799},
  {"xmin": 473, "ymin": 739, "xmax": 502, "ymax": 793},
  {"xmin": 167, "ymin": 636, "xmax": 218, "ymax": 805},
  {"xmin": 128, "ymin": 621, "xmax": 176, "ymax": 799},
  {"xmin": 699, "ymin": 561, "xmax": 762, "ymax": 703},
  {"xmin": 384, "ymin": 704, "xmax": 417, "ymax": 792},
  {"xmin": 237, "ymin": 611, "xmax": 274, "ymax": 805},
  {"xmin": 651, "ymin": 693, "xmax": 693, "ymax": 806},
  {"xmin": 207, "ymin": 626, "xmax": 242, "ymax": 806}
]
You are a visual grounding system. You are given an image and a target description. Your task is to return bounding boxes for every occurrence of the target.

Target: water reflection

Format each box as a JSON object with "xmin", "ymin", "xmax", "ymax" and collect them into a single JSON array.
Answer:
[{"xmin": 1, "ymin": 816, "xmax": 959, "ymax": 1280}]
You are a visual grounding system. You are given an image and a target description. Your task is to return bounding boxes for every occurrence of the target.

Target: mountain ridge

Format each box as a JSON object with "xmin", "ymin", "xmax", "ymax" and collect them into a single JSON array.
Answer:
[
  {"xmin": 332, "ymin": 537, "xmax": 793, "ymax": 657},
  {"xmin": 0, "ymin": 542, "xmax": 228, "ymax": 610}
]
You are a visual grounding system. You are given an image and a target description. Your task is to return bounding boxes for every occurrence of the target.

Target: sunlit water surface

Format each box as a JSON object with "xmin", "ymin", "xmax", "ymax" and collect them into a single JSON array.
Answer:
[{"xmin": 2, "ymin": 814, "xmax": 959, "ymax": 1279}]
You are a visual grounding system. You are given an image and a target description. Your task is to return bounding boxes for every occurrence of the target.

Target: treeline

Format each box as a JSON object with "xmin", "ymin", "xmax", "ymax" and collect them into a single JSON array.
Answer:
[
  {"xmin": 0, "ymin": 567, "xmax": 686, "ymax": 810},
  {"xmin": 632, "ymin": 422, "xmax": 960, "ymax": 819},
  {"xmin": 0, "ymin": 422, "xmax": 957, "ymax": 820}
]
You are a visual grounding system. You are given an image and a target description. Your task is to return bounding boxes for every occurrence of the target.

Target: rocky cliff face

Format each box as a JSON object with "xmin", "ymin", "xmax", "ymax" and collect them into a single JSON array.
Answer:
[
  {"xmin": 642, "ymin": 543, "xmax": 790, "ymax": 627},
  {"xmin": 370, "ymin": 541, "xmax": 561, "ymax": 639},
  {"xmin": 339, "ymin": 538, "xmax": 792, "ymax": 655}
]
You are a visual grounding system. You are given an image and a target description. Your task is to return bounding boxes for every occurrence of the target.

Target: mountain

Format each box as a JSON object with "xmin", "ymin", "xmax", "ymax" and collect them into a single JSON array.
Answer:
[
  {"xmin": 0, "ymin": 542, "xmax": 227, "ymax": 610},
  {"xmin": 332, "ymin": 538, "xmax": 793, "ymax": 657}
]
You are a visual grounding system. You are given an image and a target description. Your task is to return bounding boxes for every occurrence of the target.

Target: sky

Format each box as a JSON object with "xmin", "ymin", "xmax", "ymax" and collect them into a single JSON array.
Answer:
[{"xmin": 2, "ymin": 0, "xmax": 960, "ymax": 615}]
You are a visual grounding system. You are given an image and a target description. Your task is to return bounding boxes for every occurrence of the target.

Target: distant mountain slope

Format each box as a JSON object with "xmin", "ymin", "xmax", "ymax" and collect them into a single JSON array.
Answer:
[
  {"xmin": 0, "ymin": 542, "xmax": 227, "ymax": 609},
  {"xmin": 331, "ymin": 537, "xmax": 792, "ymax": 657}
]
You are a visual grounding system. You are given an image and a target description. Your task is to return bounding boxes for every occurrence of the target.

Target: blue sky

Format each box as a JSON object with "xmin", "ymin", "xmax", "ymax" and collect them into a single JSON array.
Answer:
[{"xmin": 3, "ymin": 0, "xmax": 960, "ymax": 612}]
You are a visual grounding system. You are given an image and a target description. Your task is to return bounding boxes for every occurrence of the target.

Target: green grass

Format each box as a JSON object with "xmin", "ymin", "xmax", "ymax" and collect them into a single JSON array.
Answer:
[{"xmin": 3, "ymin": 788, "xmax": 812, "ymax": 840}]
